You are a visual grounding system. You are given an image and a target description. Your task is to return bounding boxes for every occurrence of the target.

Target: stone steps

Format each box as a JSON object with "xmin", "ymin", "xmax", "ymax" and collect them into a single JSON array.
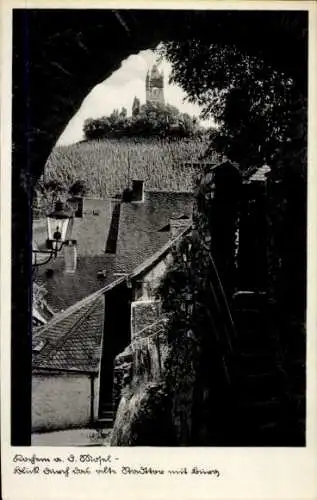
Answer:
[
  {"xmin": 95, "ymin": 417, "xmax": 113, "ymax": 429},
  {"xmin": 227, "ymin": 293, "xmax": 289, "ymax": 444},
  {"xmin": 228, "ymin": 290, "xmax": 305, "ymax": 445},
  {"xmin": 96, "ymin": 402, "xmax": 115, "ymax": 429}
]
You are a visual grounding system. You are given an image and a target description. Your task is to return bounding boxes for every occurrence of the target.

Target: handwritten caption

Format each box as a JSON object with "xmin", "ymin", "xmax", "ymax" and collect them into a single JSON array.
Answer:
[{"xmin": 12, "ymin": 453, "xmax": 221, "ymax": 478}]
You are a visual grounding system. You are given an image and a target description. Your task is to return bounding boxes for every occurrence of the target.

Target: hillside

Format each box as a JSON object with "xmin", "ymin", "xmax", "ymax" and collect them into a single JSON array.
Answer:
[{"xmin": 43, "ymin": 136, "xmax": 214, "ymax": 199}]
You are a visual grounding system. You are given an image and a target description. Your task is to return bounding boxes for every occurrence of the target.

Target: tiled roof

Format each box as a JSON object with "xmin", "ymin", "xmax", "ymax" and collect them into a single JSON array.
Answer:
[
  {"xmin": 35, "ymin": 254, "xmax": 124, "ymax": 312},
  {"xmin": 32, "ymin": 294, "xmax": 105, "ymax": 373},
  {"xmin": 32, "ymin": 227, "xmax": 191, "ymax": 373},
  {"xmin": 33, "ymin": 198, "xmax": 112, "ymax": 256},
  {"xmin": 129, "ymin": 224, "xmax": 191, "ymax": 281},
  {"xmin": 116, "ymin": 191, "xmax": 194, "ymax": 272},
  {"xmin": 34, "ymin": 191, "xmax": 193, "ymax": 312}
]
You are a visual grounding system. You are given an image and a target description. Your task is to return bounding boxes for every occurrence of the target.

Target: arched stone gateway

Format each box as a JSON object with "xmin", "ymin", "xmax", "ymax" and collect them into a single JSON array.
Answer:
[{"xmin": 11, "ymin": 9, "xmax": 307, "ymax": 444}]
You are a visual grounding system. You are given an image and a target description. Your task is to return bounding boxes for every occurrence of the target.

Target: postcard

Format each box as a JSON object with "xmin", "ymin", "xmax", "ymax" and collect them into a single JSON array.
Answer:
[{"xmin": 1, "ymin": 1, "xmax": 317, "ymax": 499}]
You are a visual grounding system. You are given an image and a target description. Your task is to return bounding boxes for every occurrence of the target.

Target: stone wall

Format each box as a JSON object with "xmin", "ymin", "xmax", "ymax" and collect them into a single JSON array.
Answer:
[
  {"xmin": 194, "ymin": 161, "xmax": 242, "ymax": 298},
  {"xmin": 132, "ymin": 258, "xmax": 170, "ymax": 302},
  {"xmin": 112, "ymin": 284, "xmax": 168, "ymax": 415},
  {"xmin": 111, "ymin": 164, "xmax": 239, "ymax": 445},
  {"xmin": 115, "ymin": 289, "xmax": 168, "ymax": 405},
  {"xmin": 113, "ymin": 310, "xmax": 169, "ymax": 411},
  {"xmin": 131, "ymin": 300, "xmax": 162, "ymax": 337},
  {"xmin": 111, "ymin": 161, "xmax": 306, "ymax": 446},
  {"xmin": 111, "ymin": 316, "xmax": 171, "ymax": 445}
]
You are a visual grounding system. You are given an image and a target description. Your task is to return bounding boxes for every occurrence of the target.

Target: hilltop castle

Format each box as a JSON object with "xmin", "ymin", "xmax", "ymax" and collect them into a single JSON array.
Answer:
[
  {"xmin": 146, "ymin": 64, "xmax": 165, "ymax": 105},
  {"xmin": 132, "ymin": 64, "xmax": 165, "ymax": 116}
]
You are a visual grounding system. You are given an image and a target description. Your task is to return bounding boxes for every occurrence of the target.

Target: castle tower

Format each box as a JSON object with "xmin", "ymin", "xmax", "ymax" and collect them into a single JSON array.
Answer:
[{"xmin": 146, "ymin": 65, "xmax": 165, "ymax": 105}]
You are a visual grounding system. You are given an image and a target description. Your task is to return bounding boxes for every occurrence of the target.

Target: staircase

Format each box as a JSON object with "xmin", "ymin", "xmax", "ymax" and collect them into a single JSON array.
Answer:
[
  {"xmin": 227, "ymin": 291, "xmax": 304, "ymax": 446},
  {"xmin": 95, "ymin": 402, "xmax": 115, "ymax": 430}
]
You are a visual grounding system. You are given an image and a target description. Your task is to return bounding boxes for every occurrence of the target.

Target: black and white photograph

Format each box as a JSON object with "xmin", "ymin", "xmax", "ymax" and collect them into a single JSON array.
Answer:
[{"xmin": 7, "ymin": 5, "xmax": 312, "ymax": 456}]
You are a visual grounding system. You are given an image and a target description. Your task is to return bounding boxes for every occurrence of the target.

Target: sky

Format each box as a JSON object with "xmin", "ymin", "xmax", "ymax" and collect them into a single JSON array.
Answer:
[{"xmin": 57, "ymin": 48, "xmax": 214, "ymax": 146}]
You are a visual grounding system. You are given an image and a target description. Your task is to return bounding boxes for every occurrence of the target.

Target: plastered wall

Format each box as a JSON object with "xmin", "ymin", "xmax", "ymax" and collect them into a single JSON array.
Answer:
[{"xmin": 32, "ymin": 372, "xmax": 99, "ymax": 432}]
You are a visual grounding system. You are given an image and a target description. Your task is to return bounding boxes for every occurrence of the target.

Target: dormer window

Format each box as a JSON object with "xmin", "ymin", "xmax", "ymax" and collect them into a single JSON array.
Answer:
[{"xmin": 158, "ymin": 214, "xmax": 190, "ymax": 234}]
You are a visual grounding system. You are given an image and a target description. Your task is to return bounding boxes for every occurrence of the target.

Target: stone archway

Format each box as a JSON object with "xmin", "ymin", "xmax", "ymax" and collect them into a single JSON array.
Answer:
[{"xmin": 11, "ymin": 9, "xmax": 307, "ymax": 444}]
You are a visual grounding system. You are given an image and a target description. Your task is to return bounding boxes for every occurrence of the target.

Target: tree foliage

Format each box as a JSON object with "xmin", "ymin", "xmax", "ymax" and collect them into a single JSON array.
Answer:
[
  {"xmin": 160, "ymin": 41, "xmax": 307, "ymax": 172},
  {"xmin": 68, "ymin": 179, "xmax": 87, "ymax": 197},
  {"xmin": 83, "ymin": 102, "xmax": 201, "ymax": 140}
]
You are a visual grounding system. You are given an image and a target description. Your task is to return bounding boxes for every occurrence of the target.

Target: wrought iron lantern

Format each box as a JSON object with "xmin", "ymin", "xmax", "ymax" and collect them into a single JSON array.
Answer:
[{"xmin": 32, "ymin": 200, "xmax": 75, "ymax": 267}]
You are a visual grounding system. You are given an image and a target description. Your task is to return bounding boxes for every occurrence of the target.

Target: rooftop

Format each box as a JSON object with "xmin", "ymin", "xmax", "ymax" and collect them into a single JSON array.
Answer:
[
  {"xmin": 116, "ymin": 190, "xmax": 193, "ymax": 271},
  {"xmin": 35, "ymin": 254, "xmax": 123, "ymax": 312},
  {"xmin": 33, "ymin": 225, "xmax": 190, "ymax": 373},
  {"xmin": 32, "ymin": 294, "xmax": 105, "ymax": 373},
  {"xmin": 34, "ymin": 190, "xmax": 193, "ymax": 312},
  {"xmin": 33, "ymin": 197, "xmax": 112, "ymax": 256}
]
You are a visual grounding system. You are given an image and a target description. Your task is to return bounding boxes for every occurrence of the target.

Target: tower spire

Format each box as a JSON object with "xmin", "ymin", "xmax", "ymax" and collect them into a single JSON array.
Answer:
[{"xmin": 146, "ymin": 64, "xmax": 165, "ymax": 105}]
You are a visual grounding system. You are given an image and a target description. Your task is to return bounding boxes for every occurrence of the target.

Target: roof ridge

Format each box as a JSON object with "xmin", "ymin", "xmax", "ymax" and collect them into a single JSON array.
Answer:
[
  {"xmin": 129, "ymin": 224, "xmax": 192, "ymax": 280},
  {"xmin": 33, "ymin": 295, "xmax": 93, "ymax": 337},
  {"xmin": 34, "ymin": 275, "xmax": 125, "ymax": 333},
  {"xmin": 35, "ymin": 225, "xmax": 192, "ymax": 331},
  {"xmin": 33, "ymin": 297, "xmax": 102, "ymax": 364},
  {"xmin": 145, "ymin": 189, "xmax": 193, "ymax": 194}
]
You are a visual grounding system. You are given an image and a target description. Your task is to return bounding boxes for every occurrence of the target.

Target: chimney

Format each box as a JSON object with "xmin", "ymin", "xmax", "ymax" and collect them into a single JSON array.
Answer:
[
  {"xmin": 67, "ymin": 196, "xmax": 83, "ymax": 218},
  {"xmin": 64, "ymin": 240, "xmax": 77, "ymax": 274},
  {"xmin": 132, "ymin": 180, "xmax": 144, "ymax": 202}
]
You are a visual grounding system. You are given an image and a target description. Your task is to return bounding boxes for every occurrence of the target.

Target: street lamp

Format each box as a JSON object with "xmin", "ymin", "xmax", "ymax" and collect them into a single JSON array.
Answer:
[{"xmin": 32, "ymin": 200, "xmax": 75, "ymax": 267}]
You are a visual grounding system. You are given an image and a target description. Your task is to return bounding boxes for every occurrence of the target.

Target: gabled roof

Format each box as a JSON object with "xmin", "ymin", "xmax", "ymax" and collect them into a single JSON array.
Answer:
[
  {"xmin": 33, "ymin": 198, "xmax": 112, "ymax": 257},
  {"xmin": 128, "ymin": 224, "xmax": 191, "ymax": 281},
  {"xmin": 35, "ymin": 254, "xmax": 124, "ymax": 312},
  {"xmin": 116, "ymin": 190, "xmax": 193, "ymax": 272},
  {"xmin": 32, "ymin": 225, "xmax": 191, "ymax": 373},
  {"xmin": 32, "ymin": 294, "xmax": 105, "ymax": 373},
  {"xmin": 32, "ymin": 307, "xmax": 48, "ymax": 326},
  {"xmin": 34, "ymin": 190, "xmax": 193, "ymax": 312}
]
